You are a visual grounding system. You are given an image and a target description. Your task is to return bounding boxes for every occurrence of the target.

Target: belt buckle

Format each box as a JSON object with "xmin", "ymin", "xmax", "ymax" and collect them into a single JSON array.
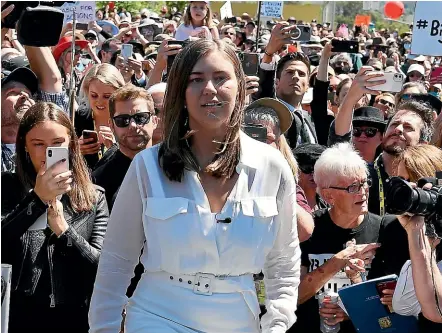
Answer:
[{"xmin": 193, "ymin": 273, "xmax": 214, "ymax": 296}]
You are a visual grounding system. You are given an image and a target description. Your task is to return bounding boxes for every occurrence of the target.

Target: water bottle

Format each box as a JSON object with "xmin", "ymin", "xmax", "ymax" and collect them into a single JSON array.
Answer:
[{"xmin": 318, "ymin": 289, "xmax": 341, "ymax": 333}]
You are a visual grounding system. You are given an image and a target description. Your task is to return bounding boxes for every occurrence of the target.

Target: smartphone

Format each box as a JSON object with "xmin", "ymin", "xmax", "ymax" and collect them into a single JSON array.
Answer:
[
  {"xmin": 76, "ymin": 22, "xmax": 89, "ymax": 30},
  {"xmin": 82, "ymin": 130, "xmax": 98, "ymax": 144},
  {"xmin": 46, "ymin": 147, "xmax": 69, "ymax": 175},
  {"xmin": 430, "ymin": 67, "xmax": 442, "ymax": 84},
  {"xmin": 243, "ymin": 124, "xmax": 267, "ymax": 143},
  {"xmin": 289, "ymin": 25, "xmax": 311, "ymax": 42},
  {"xmin": 366, "ymin": 72, "xmax": 404, "ymax": 93},
  {"xmin": 376, "ymin": 280, "xmax": 397, "ymax": 313},
  {"xmin": 331, "ymin": 40, "xmax": 359, "ymax": 53},
  {"xmin": 238, "ymin": 52, "xmax": 259, "ymax": 76},
  {"xmin": 121, "ymin": 44, "xmax": 133, "ymax": 62}
]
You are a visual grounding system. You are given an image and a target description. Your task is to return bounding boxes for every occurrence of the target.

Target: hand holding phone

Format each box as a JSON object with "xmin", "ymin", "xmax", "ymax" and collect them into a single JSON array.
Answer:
[
  {"xmin": 238, "ymin": 52, "xmax": 260, "ymax": 76},
  {"xmin": 79, "ymin": 130, "xmax": 101, "ymax": 156},
  {"xmin": 33, "ymin": 147, "xmax": 72, "ymax": 203},
  {"xmin": 121, "ymin": 44, "xmax": 133, "ymax": 63},
  {"xmin": 376, "ymin": 280, "xmax": 397, "ymax": 313},
  {"xmin": 331, "ymin": 40, "xmax": 359, "ymax": 53},
  {"xmin": 366, "ymin": 72, "xmax": 404, "ymax": 93}
]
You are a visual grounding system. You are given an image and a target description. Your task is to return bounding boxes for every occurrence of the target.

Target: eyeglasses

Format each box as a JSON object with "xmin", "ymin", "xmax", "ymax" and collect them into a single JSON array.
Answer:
[
  {"xmin": 377, "ymin": 99, "xmax": 395, "ymax": 108},
  {"xmin": 224, "ymin": 31, "xmax": 235, "ymax": 36},
  {"xmin": 113, "ymin": 112, "xmax": 152, "ymax": 128},
  {"xmin": 328, "ymin": 179, "xmax": 372, "ymax": 193},
  {"xmin": 353, "ymin": 127, "xmax": 379, "ymax": 138}
]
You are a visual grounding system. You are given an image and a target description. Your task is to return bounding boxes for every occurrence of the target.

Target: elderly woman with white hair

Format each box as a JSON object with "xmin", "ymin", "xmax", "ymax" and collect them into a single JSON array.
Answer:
[
  {"xmin": 331, "ymin": 53, "xmax": 353, "ymax": 75},
  {"xmin": 290, "ymin": 142, "xmax": 382, "ymax": 333}
]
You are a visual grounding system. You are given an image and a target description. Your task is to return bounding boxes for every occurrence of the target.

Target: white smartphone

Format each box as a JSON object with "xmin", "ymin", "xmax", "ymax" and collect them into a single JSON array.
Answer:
[
  {"xmin": 46, "ymin": 147, "xmax": 69, "ymax": 175},
  {"xmin": 366, "ymin": 72, "xmax": 405, "ymax": 93},
  {"xmin": 121, "ymin": 43, "xmax": 133, "ymax": 62}
]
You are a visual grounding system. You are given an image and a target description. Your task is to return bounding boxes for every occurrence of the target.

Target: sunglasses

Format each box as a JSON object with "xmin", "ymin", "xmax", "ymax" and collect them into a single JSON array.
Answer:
[
  {"xmin": 353, "ymin": 127, "xmax": 379, "ymax": 138},
  {"xmin": 113, "ymin": 112, "xmax": 152, "ymax": 128},
  {"xmin": 378, "ymin": 99, "xmax": 395, "ymax": 108},
  {"xmin": 328, "ymin": 178, "xmax": 373, "ymax": 194},
  {"xmin": 224, "ymin": 31, "xmax": 235, "ymax": 36}
]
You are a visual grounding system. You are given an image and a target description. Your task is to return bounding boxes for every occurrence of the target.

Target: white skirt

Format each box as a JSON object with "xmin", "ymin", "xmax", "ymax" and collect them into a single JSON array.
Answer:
[{"xmin": 125, "ymin": 272, "xmax": 261, "ymax": 333}]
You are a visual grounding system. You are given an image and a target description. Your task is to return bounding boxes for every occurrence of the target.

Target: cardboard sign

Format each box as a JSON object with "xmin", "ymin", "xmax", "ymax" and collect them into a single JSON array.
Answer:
[
  {"xmin": 411, "ymin": 1, "xmax": 442, "ymax": 56},
  {"xmin": 59, "ymin": 1, "xmax": 96, "ymax": 24},
  {"xmin": 354, "ymin": 15, "xmax": 371, "ymax": 27},
  {"xmin": 260, "ymin": 1, "xmax": 284, "ymax": 18},
  {"xmin": 220, "ymin": 1, "xmax": 233, "ymax": 20}
]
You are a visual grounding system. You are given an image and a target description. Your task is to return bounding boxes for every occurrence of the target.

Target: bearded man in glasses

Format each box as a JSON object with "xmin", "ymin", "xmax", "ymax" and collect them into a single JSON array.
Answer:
[{"xmin": 92, "ymin": 84, "xmax": 157, "ymax": 211}]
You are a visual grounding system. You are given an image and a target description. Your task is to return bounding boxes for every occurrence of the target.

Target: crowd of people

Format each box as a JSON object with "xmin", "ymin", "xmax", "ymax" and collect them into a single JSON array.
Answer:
[{"xmin": 1, "ymin": 1, "xmax": 442, "ymax": 333}]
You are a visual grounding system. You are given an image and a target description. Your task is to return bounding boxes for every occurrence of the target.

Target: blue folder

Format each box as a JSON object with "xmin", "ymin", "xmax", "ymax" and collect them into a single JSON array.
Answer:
[{"xmin": 338, "ymin": 275, "xmax": 418, "ymax": 333}]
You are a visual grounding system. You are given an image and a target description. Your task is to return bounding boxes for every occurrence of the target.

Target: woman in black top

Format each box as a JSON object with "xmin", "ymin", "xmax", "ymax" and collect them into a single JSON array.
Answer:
[
  {"xmin": 75, "ymin": 63, "xmax": 124, "ymax": 170},
  {"xmin": 1, "ymin": 102, "xmax": 109, "ymax": 333}
]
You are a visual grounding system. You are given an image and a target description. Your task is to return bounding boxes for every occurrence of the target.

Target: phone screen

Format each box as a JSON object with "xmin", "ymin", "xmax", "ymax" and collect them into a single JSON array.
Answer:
[
  {"xmin": 82, "ymin": 130, "xmax": 98, "ymax": 143},
  {"xmin": 238, "ymin": 52, "xmax": 259, "ymax": 76},
  {"xmin": 121, "ymin": 44, "xmax": 133, "ymax": 61}
]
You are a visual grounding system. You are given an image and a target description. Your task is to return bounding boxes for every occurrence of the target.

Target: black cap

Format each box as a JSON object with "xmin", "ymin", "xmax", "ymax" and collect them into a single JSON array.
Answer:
[
  {"xmin": 293, "ymin": 143, "xmax": 326, "ymax": 173},
  {"xmin": 353, "ymin": 106, "xmax": 387, "ymax": 131},
  {"xmin": 2, "ymin": 55, "xmax": 30, "ymax": 71},
  {"xmin": 1, "ymin": 67, "xmax": 38, "ymax": 95},
  {"xmin": 403, "ymin": 93, "xmax": 442, "ymax": 115}
]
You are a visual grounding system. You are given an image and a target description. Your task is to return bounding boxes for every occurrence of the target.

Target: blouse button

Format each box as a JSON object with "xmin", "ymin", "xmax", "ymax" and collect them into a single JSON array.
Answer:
[
  {"xmin": 179, "ymin": 278, "xmax": 182, "ymax": 282},
  {"xmin": 169, "ymin": 276, "xmax": 173, "ymax": 280}
]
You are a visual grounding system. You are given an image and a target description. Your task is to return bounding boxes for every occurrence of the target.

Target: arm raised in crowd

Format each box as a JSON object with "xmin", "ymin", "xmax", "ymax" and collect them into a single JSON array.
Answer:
[{"xmin": 146, "ymin": 40, "xmax": 182, "ymax": 88}]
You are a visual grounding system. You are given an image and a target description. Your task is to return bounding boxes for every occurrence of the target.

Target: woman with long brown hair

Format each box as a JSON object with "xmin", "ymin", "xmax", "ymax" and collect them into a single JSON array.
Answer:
[
  {"xmin": 89, "ymin": 39, "xmax": 301, "ymax": 333},
  {"xmin": 1, "ymin": 102, "xmax": 109, "ymax": 333}
]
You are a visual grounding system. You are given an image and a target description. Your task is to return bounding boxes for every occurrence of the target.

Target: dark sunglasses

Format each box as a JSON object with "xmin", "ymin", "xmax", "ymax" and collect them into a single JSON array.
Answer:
[
  {"xmin": 378, "ymin": 99, "xmax": 395, "ymax": 108},
  {"xmin": 113, "ymin": 112, "xmax": 152, "ymax": 128},
  {"xmin": 224, "ymin": 31, "xmax": 235, "ymax": 36},
  {"xmin": 353, "ymin": 127, "xmax": 379, "ymax": 138}
]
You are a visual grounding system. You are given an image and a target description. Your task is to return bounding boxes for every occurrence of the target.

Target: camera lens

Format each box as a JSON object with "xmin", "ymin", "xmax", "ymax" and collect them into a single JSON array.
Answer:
[{"xmin": 48, "ymin": 150, "xmax": 52, "ymax": 157}]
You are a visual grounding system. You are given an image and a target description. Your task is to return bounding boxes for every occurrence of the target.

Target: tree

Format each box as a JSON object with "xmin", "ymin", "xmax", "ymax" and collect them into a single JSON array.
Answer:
[{"xmin": 96, "ymin": 1, "xmax": 165, "ymax": 16}]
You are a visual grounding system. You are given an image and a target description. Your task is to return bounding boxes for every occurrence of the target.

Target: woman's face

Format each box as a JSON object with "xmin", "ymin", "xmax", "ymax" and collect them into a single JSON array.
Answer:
[
  {"xmin": 190, "ymin": 2, "xmax": 208, "ymax": 23},
  {"xmin": 25, "ymin": 121, "xmax": 70, "ymax": 173},
  {"xmin": 88, "ymin": 80, "xmax": 116, "ymax": 118},
  {"xmin": 408, "ymin": 71, "xmax": 424, "ymax": 82},
  {"xmin": 336, "ymin": 82, "xmax": 351, "ymax": 106},
  {"xmin": 185, "ymin": 51, "xmax": 239, "ymax": 133}
]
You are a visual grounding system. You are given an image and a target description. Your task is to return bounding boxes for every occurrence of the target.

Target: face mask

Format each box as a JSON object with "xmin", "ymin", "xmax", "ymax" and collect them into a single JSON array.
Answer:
[{"xmin": 334, "ymin": 67, "xmax": 350, "ymax": 74}]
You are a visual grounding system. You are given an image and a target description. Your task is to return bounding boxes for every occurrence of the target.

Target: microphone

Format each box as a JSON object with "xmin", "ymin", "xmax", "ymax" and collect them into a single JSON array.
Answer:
[{"xmin": 215, "ymin": 214, "xmax": 232, "ymax": 224}]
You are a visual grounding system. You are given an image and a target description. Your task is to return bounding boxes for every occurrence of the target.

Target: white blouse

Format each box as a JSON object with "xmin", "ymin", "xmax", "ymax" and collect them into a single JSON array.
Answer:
[{"xmin": 89, "ymin": 132, "xmax": 301, "ymax": 333}]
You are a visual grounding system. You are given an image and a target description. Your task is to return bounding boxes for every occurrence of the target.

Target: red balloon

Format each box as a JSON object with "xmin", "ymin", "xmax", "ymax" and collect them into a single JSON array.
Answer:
[{"xmin": 384, "ymin": 1, "xmax": 404, "ymax": 20}]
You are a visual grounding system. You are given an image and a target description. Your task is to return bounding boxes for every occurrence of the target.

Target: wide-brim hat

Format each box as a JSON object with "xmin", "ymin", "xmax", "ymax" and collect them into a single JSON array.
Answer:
[
  {"xmin": 1, "ymin": 67, "xmax": 38, "ymax": 95},
  {"xmin": 97, "ymin": 20, "xmax": 119, "ymax": 35},
  {"xmin": 353, "ymin": 106, "xmax": 386, "ymax": 131},
  {"xmin": 245, "ymin": 98, "xmax": 293, "ymax": 134},
  {"xmin": 52, "ymin": 36, "xmax": 89, "ymax": 62}
]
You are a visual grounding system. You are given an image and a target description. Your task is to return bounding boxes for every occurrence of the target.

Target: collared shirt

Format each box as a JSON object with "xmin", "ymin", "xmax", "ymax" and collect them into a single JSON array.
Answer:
[
  {"xmin": 89, "ymin": 131, "xmax": 301, "ymax": 333},
  {"xmin": 279, "ymin": 100, "xmax": 317, "ymax": 145}
]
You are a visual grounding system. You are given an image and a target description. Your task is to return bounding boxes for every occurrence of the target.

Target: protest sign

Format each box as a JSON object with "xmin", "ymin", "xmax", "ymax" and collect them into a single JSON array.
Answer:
[
  {"xmin": 59, "ymin": 1, "xmax": 96, "ymax": 25},
  {"xmin": 220, "ymin": 1, "xmax": 233, "ymax": 20},
  {"xmin": 410, "ymin": 1, "xmax": 442, "ymax": 56},
  {"xmin": 260, "ymin": 1, "xmax": 284, "ymax": 18},
  {"xmin": 354, "ymin": 15, "xmax": 371, "ymax": 27}
]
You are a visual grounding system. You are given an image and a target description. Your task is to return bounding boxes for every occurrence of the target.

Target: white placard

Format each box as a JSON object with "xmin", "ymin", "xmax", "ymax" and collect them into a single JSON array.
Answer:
[
  {"xmin": 410, "ymin": 1, "xmax": 442, "ymax": 56},
  {"xmin": 59, "ymin": 1, "xmax": 96, "ymax": 25},
  {"xmin": 260, "ymin": 1, "xmax": 284, "ymax": 19},
  {"xmin": 220, "ymin": 1, "xmax": 233, "ymax": 20},
  {"xmin": 1, "ymin": 264, "xmax": 12, "ymax": 333}
]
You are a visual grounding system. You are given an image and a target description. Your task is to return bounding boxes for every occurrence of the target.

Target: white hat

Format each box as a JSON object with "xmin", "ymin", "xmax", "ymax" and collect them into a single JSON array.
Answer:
[
  {"xmin": 407, "ymin": 64, "xmax": 425, "ymax": 76},
  {"xmin": 406, "ymin": 54, "xmax": 426, "ymax": 62}
]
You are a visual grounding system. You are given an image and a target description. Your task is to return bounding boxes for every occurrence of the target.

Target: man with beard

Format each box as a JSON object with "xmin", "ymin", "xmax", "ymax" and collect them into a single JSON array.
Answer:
[
  {"xmin": 92, "ymin": 84, "xmax": 157, "ymax": 210},
  {"xmin": 332, "ymin": 66, "xmax": 435, "ymax": 216}
]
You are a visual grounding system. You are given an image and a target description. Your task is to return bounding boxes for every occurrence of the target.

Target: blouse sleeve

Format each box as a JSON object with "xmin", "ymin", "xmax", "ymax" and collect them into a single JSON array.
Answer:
[
  {"xmin": 261, "ymin": 164, "xmax": 301, "ymax": 333},
  {"xmin": 89, "ymin": 156, "xmax": 146, "ymax": 333},
  {"xmin": 392, "ymin": 260, "xmax": 421, "ymax": 317}
]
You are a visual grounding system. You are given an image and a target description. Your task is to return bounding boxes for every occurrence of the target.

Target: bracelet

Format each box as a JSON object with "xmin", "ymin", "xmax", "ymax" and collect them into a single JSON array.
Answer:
[{"xmin": 264, "ymin": 49, "xmax": 274, "ymax": 57}]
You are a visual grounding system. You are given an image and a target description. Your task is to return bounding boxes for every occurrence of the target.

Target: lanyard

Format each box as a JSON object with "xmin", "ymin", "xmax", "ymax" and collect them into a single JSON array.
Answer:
[{"xmin": 374, "ymin": 156, "xmax": 385, "ymax": 216}]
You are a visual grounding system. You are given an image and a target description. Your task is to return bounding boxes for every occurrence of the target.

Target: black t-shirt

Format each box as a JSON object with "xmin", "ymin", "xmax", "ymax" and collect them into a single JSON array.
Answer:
[
  {"xmin": 288, "ymin": 209, "xmax": 382, "ymax": 333},
  {"xmin": 92, "ymin": 150, "xmax": 132, "ymax": 211}
]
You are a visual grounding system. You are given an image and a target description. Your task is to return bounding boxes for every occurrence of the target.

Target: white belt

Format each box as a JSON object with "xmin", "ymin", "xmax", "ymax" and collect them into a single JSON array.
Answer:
[{"xmin": 147, "ymin": 271, "xmax": 254, "ymax": 296}]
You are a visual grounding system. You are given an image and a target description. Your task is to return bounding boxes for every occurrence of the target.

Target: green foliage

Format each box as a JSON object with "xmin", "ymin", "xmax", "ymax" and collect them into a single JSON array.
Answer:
[{"xmin": 95, "ymin": 1, "xmax": 166, "ymax": 15}]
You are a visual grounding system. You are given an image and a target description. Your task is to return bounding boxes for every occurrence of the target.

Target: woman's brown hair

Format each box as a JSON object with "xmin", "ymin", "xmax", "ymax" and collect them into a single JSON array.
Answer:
[
  {"xmin": 15, "ymin": 102, "xmax": 97, "ymax": 211},
  {"xmin": 183, "ymin": 1, "xmax": 215, "ymax": 28},
  {"xmin": 395, "ymin": 144, "xmax": 442, "ymax": 182},
  {"xmin": 431, "ymin": 115, "xmax": 442, "ymax": 148},
  {"xmin": 159, "ymin": 39, "xmax": 246, "ymax": 182}
]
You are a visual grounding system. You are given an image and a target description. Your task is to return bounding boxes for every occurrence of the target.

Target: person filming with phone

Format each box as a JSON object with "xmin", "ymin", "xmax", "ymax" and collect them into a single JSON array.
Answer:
[{"xmin": 1, "ymin": 102, "xmax": 109, "ymax": 333}]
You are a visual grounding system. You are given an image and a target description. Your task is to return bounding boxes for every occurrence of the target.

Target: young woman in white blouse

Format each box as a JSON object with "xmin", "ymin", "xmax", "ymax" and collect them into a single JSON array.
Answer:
[
  {"xmin": 89, "ymin": 39, "xmax": 301, "ymax": 333},
  {"xmin": 174, "ymin": 1, "xmax": 219, "ymax": 41}
]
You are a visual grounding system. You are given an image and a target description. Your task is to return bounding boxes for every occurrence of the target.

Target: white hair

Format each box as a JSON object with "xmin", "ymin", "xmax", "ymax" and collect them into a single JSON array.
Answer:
[
  {"xmin": 147, "ymin": 82, "xmax": 167, "ymax": 95},
  {"xmin": 331, "ymin": 52, "xmax": 353, "ymax": 69},
  {"xmin": 314, "ymin": 142, "xmax": 367, "ymax": 189}
]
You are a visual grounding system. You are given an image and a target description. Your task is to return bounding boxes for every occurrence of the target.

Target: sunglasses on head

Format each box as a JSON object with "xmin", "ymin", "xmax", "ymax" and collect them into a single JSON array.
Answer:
[
  {"xmin": 353, "ymin": 127, "xmax": 379, "ymax": 138},
  {"xmin": 378, "ymin": 99, "xmax": 395, "ymax": 108},
  {"xmin": 113, "ymin": 112, "xmax": 152, "ymax": 128}
]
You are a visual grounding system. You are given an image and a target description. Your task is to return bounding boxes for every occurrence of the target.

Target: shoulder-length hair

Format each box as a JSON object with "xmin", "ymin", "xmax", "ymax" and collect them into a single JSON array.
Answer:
[
  {"xmin": 15, "ymin": 102, "xmax": 97, "ymax": 212},
  {"xmin": 159, "ymin": 39, "xmax": 246, "ymax": 182},
  {"xmin": 394, "ymin": 144, "xmax": 442, "ymax": 182},
  {"xmin": 183, "ymin": 1, "xmax": 214, "ymax": 28}
]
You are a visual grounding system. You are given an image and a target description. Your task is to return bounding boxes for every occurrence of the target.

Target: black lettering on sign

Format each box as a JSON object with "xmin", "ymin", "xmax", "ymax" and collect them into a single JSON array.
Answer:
[{"xmin": 430, "ymin": 20, "xmax": 440, "ymax": 36}]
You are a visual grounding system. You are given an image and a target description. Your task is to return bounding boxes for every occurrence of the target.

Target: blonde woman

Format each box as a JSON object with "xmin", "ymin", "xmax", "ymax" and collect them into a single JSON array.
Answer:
[
  {"xmin": 75, "ymin": 63, "xmax": 125, "ymax": 169},
  {"xmin": 174, "ymin": 1, "xmax": 219, "ymax": 41}
]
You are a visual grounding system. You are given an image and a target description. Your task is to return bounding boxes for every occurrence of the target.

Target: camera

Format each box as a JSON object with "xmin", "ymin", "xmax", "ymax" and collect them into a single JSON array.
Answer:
[
  {"xmin": 386, "ymin": 174, "xmax": 442, "ymax": 237},
  {"xmin": 48, "ymin": 150, "xmax": 53, "ymax": 158}
]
